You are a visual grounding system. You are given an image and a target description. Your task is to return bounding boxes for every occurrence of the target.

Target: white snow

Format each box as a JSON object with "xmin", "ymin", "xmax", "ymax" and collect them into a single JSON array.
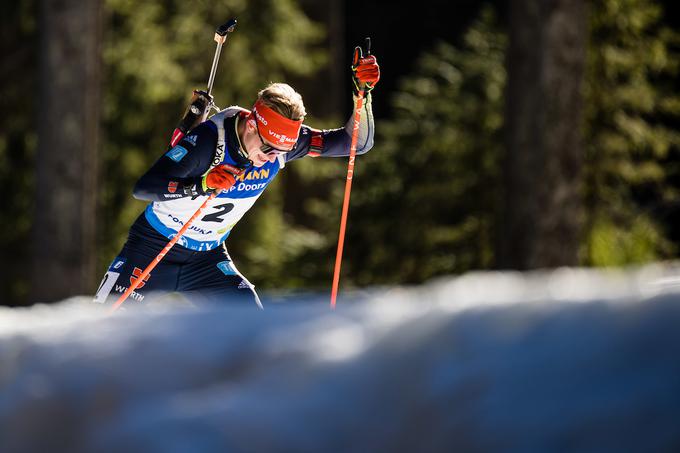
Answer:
[{"xmin": 1, "ymin": 264, "xmax": 680, "ymax": 452}]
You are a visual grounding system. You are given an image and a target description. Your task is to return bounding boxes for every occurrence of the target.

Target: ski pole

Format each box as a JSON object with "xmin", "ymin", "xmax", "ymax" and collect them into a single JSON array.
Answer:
[
  {"xmin": 170, "ymin": 18, "xmax": 238, "ymax": 148},
  {"xmin": 206, "ymin": 19, "xmax": 237, "ymax": 97},
  {"xmin": 108, "ymin": 191, "xmax": 220, "ymax": 313},
  {"xmin": 330, "ymin": 38, "xmax": 371, "ymax": 309}
]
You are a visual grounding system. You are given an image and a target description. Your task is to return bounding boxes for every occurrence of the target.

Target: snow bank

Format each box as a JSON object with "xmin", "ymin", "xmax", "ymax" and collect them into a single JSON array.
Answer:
[{"xmin": 1, "ymin": 265, "xmax": 680, "ymax": 452}]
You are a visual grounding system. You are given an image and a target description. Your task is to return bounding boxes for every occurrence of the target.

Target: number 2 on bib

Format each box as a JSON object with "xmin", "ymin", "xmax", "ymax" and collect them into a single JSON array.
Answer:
[{"xmin": 202, "ymin": 203, "xmax": 234, "ymax": 223}]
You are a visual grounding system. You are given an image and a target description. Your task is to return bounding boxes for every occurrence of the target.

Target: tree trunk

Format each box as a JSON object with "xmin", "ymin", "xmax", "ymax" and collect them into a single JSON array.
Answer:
[
  {"xmin": 498, "ymin": 0, "xmax": 587, "ymax": 270},
  {"xmin": 30, "ymin": 0, "xmax": 102, "ymax": 303},
  {"xmin": 298, "ymin": 0, "xmax": 345, "ymax": 118}
]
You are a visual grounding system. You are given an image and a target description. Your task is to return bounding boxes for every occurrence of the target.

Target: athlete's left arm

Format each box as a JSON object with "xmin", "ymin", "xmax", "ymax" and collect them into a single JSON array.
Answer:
[{"xmin": 285, "ymin": 93, "xmax": 375, "ymax": 162}]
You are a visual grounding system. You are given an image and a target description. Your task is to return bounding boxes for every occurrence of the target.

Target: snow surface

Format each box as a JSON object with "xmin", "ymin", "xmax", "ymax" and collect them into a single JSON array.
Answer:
[{"xmin": 1, "ymin": 265, "xmax": 680, "ymax": 452}]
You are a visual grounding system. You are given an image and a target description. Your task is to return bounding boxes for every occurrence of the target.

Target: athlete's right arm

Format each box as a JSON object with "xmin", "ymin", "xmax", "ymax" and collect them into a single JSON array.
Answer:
[{"xmin": 133, "ymin": 122, "xmax": 218, "ymax": 202}]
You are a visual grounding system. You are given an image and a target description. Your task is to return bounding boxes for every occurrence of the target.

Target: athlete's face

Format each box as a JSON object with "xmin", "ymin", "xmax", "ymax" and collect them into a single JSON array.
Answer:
[{"xmin": 245, "ymin": 119, "xmax": 293, "ymax": 167}]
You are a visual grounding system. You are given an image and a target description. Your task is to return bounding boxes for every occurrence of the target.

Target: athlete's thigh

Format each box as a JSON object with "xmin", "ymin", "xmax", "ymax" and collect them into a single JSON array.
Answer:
[
  {"xmin": 177, "ymin": 248, "xmax": 261, "ymax": 307},
  {"xmin": 93, "ymin": 244, "xmax": 180, "ymax": 306}
]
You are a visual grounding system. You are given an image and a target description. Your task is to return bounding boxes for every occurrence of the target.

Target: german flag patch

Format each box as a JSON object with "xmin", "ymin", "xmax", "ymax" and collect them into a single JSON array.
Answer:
[{"xmin": 309, "ymin": 131, "xmax": 324, "ymax": 157}]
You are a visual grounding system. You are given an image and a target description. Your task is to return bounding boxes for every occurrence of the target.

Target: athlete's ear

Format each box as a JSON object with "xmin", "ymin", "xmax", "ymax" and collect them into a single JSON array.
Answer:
[{"xmin": 247, "ymin": 118, "xmax": 257, "ymax": 131}]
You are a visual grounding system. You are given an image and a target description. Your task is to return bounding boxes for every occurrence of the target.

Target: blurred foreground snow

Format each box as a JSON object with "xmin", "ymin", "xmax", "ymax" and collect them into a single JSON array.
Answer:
[{"xmin": 1, "ymin": 265, "xmax": 680, "ymax": 452}]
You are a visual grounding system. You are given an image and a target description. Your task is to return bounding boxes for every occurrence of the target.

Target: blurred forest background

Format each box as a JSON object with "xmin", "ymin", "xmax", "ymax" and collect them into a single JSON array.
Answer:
[{"xmin": 1, "ymin": 0, "xmax": 679, "ymax": 306}]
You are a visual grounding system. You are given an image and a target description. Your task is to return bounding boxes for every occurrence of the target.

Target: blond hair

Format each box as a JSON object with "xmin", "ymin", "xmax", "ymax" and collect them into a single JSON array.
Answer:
[{"xmin": 257, "ymin": 83, "xmax": 306, "ymax": 121}]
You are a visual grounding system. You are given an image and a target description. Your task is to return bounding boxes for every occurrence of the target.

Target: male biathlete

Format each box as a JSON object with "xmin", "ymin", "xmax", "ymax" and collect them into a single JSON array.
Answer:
[{"xmin": 94, "ymin": 48, "xmax": 380, "ymax": 307}]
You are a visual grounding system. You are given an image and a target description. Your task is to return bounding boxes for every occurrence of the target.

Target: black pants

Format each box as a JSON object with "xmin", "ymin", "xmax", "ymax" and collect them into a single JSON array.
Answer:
[{"xmin": 93, "ymin": 214, "xmax": 261, "ymax": 308}]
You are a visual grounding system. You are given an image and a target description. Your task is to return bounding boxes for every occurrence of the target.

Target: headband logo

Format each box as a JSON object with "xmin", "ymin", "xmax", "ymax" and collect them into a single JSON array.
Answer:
[
  {"xmin": 254, "ymin": 109, "xmax": 268, "ymax": 126},
  {"xmin": 251, "ymin": 100, "xmax": 303, "ymax": 148},
  {"xmin": 268, "ymin": 130, "xmax": 289, "ymax": 144}
]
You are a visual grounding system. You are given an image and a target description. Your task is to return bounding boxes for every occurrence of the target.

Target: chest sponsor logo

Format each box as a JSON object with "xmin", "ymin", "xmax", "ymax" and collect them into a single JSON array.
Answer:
[
  {"xmin": 235, "ymin": 168, "xmax": 270, "ymax": 182},
  {"xmin": 166, "ymin": 214, "xmax": 214, "ymax": 235},
  {"xmin": 168, "ymin": 181, "xmax": 178, "ymax": 193},
  {"xmin": 166, "ymin": 145, "xmax": 188, "ymax": 162},
  {"xmin": 222, "ymin": 167, "xmax": 274, "ymax": 194}
]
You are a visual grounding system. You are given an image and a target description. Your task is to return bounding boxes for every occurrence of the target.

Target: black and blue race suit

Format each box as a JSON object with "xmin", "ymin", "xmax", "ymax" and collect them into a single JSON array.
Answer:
[{"xmin": 93, "ymin": 95, "xmax": 375, "ymax": 307}]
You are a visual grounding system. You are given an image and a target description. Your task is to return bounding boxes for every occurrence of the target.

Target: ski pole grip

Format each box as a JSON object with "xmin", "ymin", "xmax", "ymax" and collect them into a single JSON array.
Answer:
[{"xmin": 214, "ymin": 18, "xmax": 237, "ymax": 43}]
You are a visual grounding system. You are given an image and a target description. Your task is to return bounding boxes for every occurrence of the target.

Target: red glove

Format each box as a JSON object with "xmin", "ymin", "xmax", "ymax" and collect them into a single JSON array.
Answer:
[
  {"xmin": 201, "ymin": 164, "xmax": 244, "ymax": 193},
  {"xmin": 352, "ymin": 46, "xmax": 380, "ymax": 94}
]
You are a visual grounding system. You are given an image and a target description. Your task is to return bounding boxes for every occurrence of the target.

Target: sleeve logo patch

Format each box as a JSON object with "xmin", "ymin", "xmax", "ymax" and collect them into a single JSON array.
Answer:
[
  {"xmin": 185, "ymin": 135, "xmax": 198, "ymax": 146},
  {"xmin": 108, "ymin": 257, "xmax": 127, "ymax": 272},
  {"xmin": 216, "ymin": 260, "xmax": 237, "ymax": 276},
  {"xmin": 166, "ymin": 145, "xmax": 188, "ymax": 162}
]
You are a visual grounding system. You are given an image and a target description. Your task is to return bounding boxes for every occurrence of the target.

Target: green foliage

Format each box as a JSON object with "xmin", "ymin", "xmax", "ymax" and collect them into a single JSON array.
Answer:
[
  {"xmin": 330, "ymin": 0, "xmax": 680, "ymax": 285},
  {"xmin": 589, "ymin": 215, "xmax": 672, "ymax": 265},
  {"xmin": 344, "ymin": 8, "xmax": 506, "ymax": 285},
  {"xmin": 339, "ymin": 0, "xmax": 680, "ymax": 284},
  {"xmin": 3, "ymin": 0, "xmax": 680, "ymax": 305},
  {"xmin": 583, "ymin": 0, "xmax": 680, "ymax": 265}
]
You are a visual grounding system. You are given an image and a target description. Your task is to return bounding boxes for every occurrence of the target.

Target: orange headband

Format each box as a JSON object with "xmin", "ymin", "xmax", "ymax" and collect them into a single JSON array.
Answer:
[{"xmin": 251, "ymin": 100, "xmax": 303, "ymax": 149}]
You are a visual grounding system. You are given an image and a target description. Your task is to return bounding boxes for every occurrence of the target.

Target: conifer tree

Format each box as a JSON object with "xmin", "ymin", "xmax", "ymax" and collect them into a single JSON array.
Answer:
[
  {"xmin": 346, "ymin": 9, "xmax": 506, "ymax": 284},
  {"xmin": 584, "ymin": 0, "xmax": 680, "ymax": 265}
]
